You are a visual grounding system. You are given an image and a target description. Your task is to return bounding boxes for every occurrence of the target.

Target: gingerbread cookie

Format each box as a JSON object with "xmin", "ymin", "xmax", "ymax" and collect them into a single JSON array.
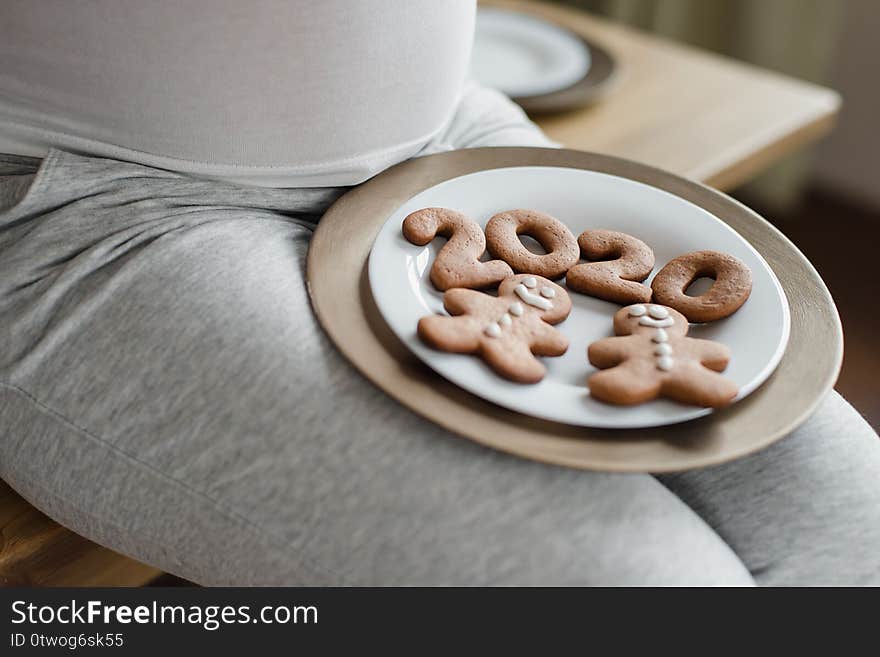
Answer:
[
  {"xmin": 402, "ymin": 207, "xmax": 513, "ymax": 291},
  {"xmin": 485, "ymin": 209, "xmax": 579, "ymax": 279},
  {"xmin": 418, "ymin": 274, "xmax": 572, "ymax": 383},
  {"xmin": 587, "ymin": 303, "xmax": 738, "ymax": 407},
  {"xmin": 651, "ymin": 250, "xmax": 752, "ymax": 322},
  {"xmin": 566, "ymin": 229, "xmax": 654, "ymax": 304}
]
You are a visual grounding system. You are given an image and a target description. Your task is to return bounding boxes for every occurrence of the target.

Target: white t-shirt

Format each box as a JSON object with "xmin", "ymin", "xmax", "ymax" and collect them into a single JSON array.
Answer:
[{"xmin": 0, "ymin": 0, "xmax": 475, "ymax": 186}]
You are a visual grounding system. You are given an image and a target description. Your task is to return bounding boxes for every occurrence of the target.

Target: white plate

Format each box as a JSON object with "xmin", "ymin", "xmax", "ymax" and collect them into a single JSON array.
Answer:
[
  {"xmin": 471, "ymin": 8, "xmax": 591, "ymax": 98},
  {"xmin": 368, "ymin": 166, "xmax": 790, "ymax": 429}
]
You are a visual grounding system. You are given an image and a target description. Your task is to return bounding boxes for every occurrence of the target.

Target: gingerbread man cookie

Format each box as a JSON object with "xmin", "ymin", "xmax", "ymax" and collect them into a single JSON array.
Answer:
[
  {"xmin": 587, "ymin": 303, "xmax": 738, "ymax": 407},
  {"xmin": 418, "ymin": 274, "xmax": 572, "ymax": 383}
]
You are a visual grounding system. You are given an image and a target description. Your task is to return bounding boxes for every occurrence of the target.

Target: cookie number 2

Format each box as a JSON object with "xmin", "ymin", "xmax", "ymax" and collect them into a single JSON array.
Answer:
[
  {"xmin": 403, "ymin": 208, "xmax": 513, "ymax": 291},
  {"xmin": 566, "ymin": 229, "xmax": 655, "ymax": 305}
]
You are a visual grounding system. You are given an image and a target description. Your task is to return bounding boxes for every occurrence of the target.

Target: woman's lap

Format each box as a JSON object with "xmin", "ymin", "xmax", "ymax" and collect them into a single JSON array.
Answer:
[
  {"xmin": 0, "ymin": 151, "xmax": 756, "ymax": 585},
  {"xmin": 0, "ymin": 151, "xmax": 876, "ymax": 585}
]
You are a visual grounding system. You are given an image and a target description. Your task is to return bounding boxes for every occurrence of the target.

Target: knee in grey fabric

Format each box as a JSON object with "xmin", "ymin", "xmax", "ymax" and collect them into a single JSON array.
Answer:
[
  {"xmin": 660, "ymin": 391, "xmax": 880, "ymax": 586},
  {"xmin": 0, "ymin": 151, "xmax": 754, "ymax": 585}
]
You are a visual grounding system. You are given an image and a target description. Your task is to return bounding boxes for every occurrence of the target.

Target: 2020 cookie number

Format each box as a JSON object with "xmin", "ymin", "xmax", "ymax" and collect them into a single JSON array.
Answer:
[{"xmin": 403, "ymin": 208, "xmax": 752, "ymax": 322}]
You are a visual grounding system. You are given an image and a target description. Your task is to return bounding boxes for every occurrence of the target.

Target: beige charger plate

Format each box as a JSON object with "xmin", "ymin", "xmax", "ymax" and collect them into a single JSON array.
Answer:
[{"xmin": 307, "ymin": 148, "xmax": 842, "ymax": 473}]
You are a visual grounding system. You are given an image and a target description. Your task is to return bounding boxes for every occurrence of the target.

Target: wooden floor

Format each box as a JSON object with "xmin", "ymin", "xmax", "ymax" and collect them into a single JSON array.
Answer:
[{"xmin": 736, "ymin": 186, "xmax": 880, "ymax": 431}]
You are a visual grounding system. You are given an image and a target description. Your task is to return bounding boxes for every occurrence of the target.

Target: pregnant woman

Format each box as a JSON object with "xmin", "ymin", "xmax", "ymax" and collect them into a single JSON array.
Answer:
[{"xmin": 0, "ymin": 1, "xmax": 877, "ymax": 585}]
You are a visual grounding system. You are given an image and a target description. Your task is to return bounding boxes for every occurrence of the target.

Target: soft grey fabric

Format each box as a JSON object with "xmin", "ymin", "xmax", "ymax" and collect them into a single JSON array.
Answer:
[{"xmin": 0, "ymin": 150, "xmax": 877, "ymax": 586}]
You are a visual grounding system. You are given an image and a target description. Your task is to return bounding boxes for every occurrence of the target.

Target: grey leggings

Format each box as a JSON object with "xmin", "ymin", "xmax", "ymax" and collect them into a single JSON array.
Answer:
[{"xmin": 1, "ymin": 150, "xmax": 878, "ymax": 585}]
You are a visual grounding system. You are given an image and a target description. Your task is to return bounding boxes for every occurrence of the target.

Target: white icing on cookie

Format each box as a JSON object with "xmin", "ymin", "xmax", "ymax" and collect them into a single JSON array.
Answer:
[
  {"xmin": 484, "ymin": 283, "xmax": 557, "ymax": 339},
  {"xmin": 648, "ymin": 305, "xmax": 669, "ymax": 319},
  {"xmin": 485, "ymin": 287, "xmax": 552, "ymax": 339},
  {"xmin": 628, "ymin": 304, "xmax": 647, "ymax": 317},
  {"xmin": 514, "ymin": 284, "xmax": 553, "ymax": 310},
  {"xmin": 648, "ymin": 323, "xmax": 674, "ymax": 371},
  {"xmin": 639, "ymin": 316, "xmax": 674, "ymax": 328}
]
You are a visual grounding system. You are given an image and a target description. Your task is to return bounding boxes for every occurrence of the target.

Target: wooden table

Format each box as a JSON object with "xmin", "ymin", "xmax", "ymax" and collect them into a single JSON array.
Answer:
[
  {"xmin": 0, "ymin": 2, "xmax": 840, "ymax": 587},
  {"xmin": 491, "ymin": 0, "xmax": 840, "ymax": 191}
]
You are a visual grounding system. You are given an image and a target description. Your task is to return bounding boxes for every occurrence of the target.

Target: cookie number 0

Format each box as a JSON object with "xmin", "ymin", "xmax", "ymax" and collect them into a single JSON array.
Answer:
[
  {"xmin": 651, "ymin": 250, "xmax": 752, "ymax": 323},
  {"xmin": 402, "ymin": 208, "xmax": 513, "ymax": 291},
  {"xmin": 485, "ymin": 209, "xmax": 580, "ymax": 280}
]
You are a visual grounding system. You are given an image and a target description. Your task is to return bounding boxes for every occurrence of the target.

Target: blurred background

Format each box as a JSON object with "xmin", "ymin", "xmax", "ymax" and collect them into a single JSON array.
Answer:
[{"xmin": 479, "ymin": 0, "xmax": 879, "ymax": 428}]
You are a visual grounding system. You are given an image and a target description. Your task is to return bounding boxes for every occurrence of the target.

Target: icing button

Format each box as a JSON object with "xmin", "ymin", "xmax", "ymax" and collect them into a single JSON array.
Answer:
[
  {"xmin": 657, "ymin": 356, "xmax": 674, "ymax": 371},
  {"xmin": 654, "ymin": 343, "xmax": 672, "ymax": 356}
]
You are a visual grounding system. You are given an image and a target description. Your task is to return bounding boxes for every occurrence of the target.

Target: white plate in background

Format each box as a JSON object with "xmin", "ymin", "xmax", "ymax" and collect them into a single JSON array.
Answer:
[{"xmin": 471, "ymin": 7, "xmax": 591, "ymax": 98}]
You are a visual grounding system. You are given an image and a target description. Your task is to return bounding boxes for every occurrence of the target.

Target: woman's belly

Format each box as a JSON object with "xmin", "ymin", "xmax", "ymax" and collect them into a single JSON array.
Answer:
[{"xmin": 0, "ymin": 0, "xmax": 474, "ymax": 187}]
